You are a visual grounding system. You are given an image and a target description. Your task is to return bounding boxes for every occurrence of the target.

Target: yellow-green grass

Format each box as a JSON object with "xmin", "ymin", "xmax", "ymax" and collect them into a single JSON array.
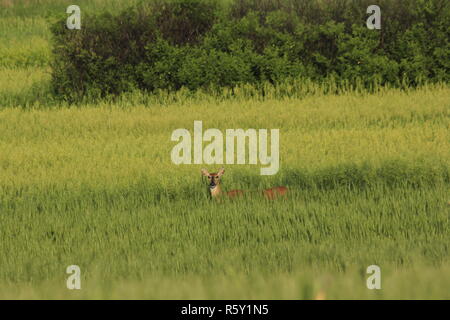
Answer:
[
  {"xmin": 1, "ymin": 264, "xmax": 450, "ymax": 300},
  {"xmin": 0, "ymin": 86, "xmax": 448, "ymax": 191},
  {"xmin": 0, "ymin": 38, "xmax": 50, "ymax": 68},
  {"xmin": 0, "ymin": 0, "xmax": 143, "ymax": 18},
  {"xmin": 0, "ymin": 0, "xmax": 449, "ymax": 299},
  {"xmin": 0, "ymin": 0, "xmax": 148, "ymax": 70},
  {"xmin": 0, "ymin": 86, "xmax": 449, "ymax": 299},
  {"xmin": 0, "ymin": 14, "xmax": 50, "ymax": 68},
  {"xmin": 0, "ymin": 67, "xmax": 52, "ymax": 108},
  {"xmin": 0, "ymin": 187, "xmax": 449, "ymax": 299}
]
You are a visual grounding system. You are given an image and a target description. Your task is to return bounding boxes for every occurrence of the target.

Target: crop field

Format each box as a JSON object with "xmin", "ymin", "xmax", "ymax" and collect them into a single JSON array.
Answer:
[{"xmin": 0, "ymin": 0, "xmax": 449, "ymax": 299}]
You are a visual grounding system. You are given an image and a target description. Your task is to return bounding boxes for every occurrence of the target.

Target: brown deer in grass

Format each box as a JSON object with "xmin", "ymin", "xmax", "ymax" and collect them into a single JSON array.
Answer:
[{"xmin": 201, "ymin": 168, "xmax": 288, "ymax": 200}]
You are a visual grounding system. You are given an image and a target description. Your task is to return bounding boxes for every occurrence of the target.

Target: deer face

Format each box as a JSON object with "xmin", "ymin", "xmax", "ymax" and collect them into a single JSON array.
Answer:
[{"xmin": 201, "ymin": 168, "xmax": 224, "ymax": 189}]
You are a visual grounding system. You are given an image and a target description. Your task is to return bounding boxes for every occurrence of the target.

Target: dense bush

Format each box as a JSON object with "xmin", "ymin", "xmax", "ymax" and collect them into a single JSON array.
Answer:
[{"xmin": 51, "ymin": 0, "xmax": 450, "ymax": 101}]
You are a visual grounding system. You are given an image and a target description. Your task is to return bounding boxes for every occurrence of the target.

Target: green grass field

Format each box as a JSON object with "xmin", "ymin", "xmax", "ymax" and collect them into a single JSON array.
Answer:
[{"xmin": 0, "ymin": 0, "xmax": 449, "ymax": 299}]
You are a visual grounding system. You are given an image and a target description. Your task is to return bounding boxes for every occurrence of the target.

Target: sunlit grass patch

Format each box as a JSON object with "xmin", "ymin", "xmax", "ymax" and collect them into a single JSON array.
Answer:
[{"xmin": 0, "ymin": 67, "xmax": 52, "ymax": 107}]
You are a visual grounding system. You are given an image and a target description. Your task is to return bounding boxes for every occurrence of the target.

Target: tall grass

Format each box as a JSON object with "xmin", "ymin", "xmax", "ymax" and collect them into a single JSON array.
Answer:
[
  {"xmin": 0, "ymin": 0, "xmax": 144, "ymax": 17},
  {"xmin": 0, "ymin": 186, "xmax": 449, "ymax": 299},
  {"xmin": 0, "ymin": 0, "xmax": 449, "ymax": 299},
  {"xmin": 0, "ymin": 87, "xmax": 449, "ymax": 298},
  {"xmin": 0, "ymin": 87, "xmax": 448, "ymax": 192},
  {"xmin": 3, "ymin": 265, "xmax": 449, "ymax": 299}
]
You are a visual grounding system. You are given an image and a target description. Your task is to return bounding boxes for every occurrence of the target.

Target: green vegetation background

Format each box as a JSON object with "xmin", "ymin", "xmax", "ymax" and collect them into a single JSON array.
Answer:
[
  {"xmin": 49, "ymin": 0, "xmax": 450, "ymax": 102},
  {"xmin": 0, "ymin": 0, "xmax": 449, "ymax": 299}
]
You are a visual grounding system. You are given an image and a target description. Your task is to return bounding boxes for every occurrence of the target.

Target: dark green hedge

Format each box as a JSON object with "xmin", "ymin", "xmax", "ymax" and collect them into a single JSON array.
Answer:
[{"xmin": 51, "ymin": 0, "xmax": 450, "ymax": 101}]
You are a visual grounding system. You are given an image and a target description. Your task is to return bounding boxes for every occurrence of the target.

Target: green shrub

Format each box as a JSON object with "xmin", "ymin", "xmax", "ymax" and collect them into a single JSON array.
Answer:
[
  {"xmin": 150, "ymin": 0, "xmax": 219, "ymax": 45},
  {"xmin": 50, "ymin": 0, "xmax": 450, "ymax": 102}
]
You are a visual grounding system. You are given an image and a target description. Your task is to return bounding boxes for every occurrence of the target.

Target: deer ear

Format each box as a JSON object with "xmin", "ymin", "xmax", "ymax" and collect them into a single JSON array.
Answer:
[
  {"xmin": 217, "ymin": 168, "xmax": 225, "ymax": 176},
  {"xmin": 201, "ymin": 168, "xmax": 210, "ymax": 176}
]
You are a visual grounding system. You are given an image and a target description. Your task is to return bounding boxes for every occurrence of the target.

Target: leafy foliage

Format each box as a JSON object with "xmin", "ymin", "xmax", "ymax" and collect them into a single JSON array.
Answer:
[{"xmin": 50, "ymin": 0, "xmax": 450, "ymax": 101}]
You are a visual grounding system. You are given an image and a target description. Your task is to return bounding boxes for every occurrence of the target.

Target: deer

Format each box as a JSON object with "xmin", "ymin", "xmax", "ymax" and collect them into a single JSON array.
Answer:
[{"xmin": 201, "ymin": 168, "xmax": 288, "ymax": 200}]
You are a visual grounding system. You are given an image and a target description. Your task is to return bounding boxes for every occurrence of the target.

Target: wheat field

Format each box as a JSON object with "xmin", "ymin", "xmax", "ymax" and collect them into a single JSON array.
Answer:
[{"xmin": 0, "ymin": 0, "xmax": 449, "ymax": 299}]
